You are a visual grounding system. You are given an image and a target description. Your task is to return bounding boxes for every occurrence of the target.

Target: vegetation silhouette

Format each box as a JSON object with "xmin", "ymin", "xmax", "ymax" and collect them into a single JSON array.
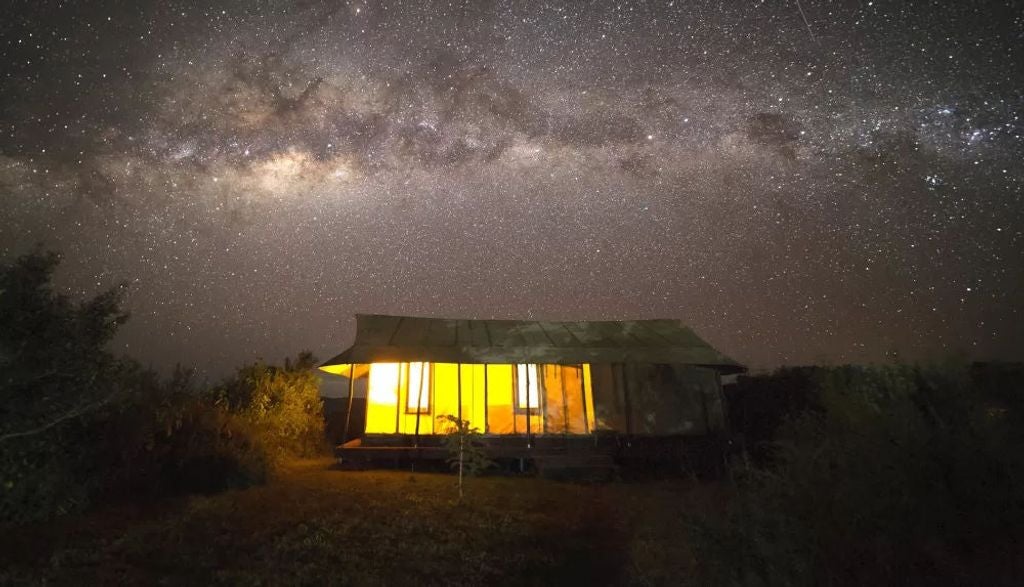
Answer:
[
  {"xmin": 694, "ymin": 362, "xmax": 1024, "ymax": 585},
  {"xmin": 2, "ymin": 249, "xmax": 1021, "ymax": 584},
  {"xmin": 1, "ymin": 250, "xmax": 324, "ymax": 525}
]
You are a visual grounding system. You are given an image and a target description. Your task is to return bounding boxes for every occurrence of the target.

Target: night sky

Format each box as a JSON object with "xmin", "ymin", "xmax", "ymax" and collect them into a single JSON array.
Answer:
[{"xmin": 2, "ymin": 1, "xmax": 1022, "ymax": 377}]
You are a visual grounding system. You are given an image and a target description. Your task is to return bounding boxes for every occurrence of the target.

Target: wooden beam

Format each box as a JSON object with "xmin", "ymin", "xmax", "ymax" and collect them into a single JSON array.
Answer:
[
  {"xmin": 483, "ymin": 365, "xmax": 490, "ymax": 434},
  {"xmin": 525, "ymin": 365, "xmax": 533, "ymax": 448},
  {"xmin": 342, "ymin": 364, "xmax": 357, "ymax": 444},
  {"xmin": 511, "ymin": 365, "xmax": 517, "ymax": 435},
  {"xmin": 621, "ymin": 363, "xmax": 633, "ymax": 437},
  {"xmin": 561, "ymin": 365, "xmax": 569, "ymax": 435},
  {"xmin": 540, "ymin": 364, "xmax": 548, "ymax": 435},
  {"xmin": 394, "ymin": 363, "xmax": 402, "ymax": 434},
  {"xmin": 579, "ymin": 364, "xmax": 590, "ymax": 434},
  {"xmin": 413, "ymin": 362, "xmax": 425, "ymax": 447}
]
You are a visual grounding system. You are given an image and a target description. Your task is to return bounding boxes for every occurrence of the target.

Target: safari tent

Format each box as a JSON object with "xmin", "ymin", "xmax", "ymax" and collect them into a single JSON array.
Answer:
[{"xmin": 319, "ymin": 314, "xmax": 744, "ymax": 472}]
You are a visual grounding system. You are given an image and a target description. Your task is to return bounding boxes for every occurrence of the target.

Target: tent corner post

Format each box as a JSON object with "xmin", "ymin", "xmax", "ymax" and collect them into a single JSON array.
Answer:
[
  {"xmin": 483, "ymin": 364, "xmax": 490, "ymax": 434},
  {"xmin": 457, "ymin": 362, "xmax": 463, "ymax": 422},
  {"xmin": 342, "ymin": 364, "xmax": 357, "ymax": 444}
]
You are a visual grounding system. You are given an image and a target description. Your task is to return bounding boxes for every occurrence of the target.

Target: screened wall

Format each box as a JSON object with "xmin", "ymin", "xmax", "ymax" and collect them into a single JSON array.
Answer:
[
  {"xmin": 587, "ymin": 363, "xmax": 724, "ymax": 435},
  {"xmin": 358, "ymin": 362, "xmax": 597, "ymax": 435}
]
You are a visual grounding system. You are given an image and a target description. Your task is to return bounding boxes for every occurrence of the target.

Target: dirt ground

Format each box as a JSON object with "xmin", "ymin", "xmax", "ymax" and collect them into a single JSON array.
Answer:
[{"xmin": 0, "ymin": 459, "xmax": 724, "ymax": 585}]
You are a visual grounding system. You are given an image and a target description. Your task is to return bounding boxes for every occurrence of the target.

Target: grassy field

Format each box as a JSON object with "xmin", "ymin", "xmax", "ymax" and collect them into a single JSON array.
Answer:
[{"xmin": 1, "ymin": 459, "xmax": 723, "ymax": 585}]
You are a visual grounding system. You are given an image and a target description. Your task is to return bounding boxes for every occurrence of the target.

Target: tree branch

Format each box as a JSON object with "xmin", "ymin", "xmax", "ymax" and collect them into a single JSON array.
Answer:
[{"xmin": 0, "ymin": 387, "xmax": 121, "ymax": 444}]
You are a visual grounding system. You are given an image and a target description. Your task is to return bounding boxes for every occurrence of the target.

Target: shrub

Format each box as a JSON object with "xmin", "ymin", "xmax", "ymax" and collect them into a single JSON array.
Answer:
[
  {"xmin": 436, "ymin": 414, "xmax": 493, "ymax": 499},
  {"xmin": 1, "ymin": 251, "xmax": 323, "ymax": 525},
  {"xmin": 691, "ymin": 362, "xmax": 1024, "ymax": 586},
  {"xmin": 94, "ymin": 372, "xmax": 273, "ymax": 497},
  {"xmin": 212, "ymin": 353, "xmax": 326, "ymax": 462},
  {"xmin": 724, "ymin": 367, "xmax": 823, "ymax": 465}
]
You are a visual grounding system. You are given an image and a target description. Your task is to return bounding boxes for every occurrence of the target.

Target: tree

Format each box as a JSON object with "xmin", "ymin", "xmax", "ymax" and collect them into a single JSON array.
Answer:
[
  {"xmin": 436, "ymin": 414, "xmax": 492, "ymax": 500},
  {"xmin": 0, "ymin": 250, "xmax": 325, "ymax": 525},
  {"xmin": 0, "ymin": 249, "xmax": 133, "ymax": 523},
  {"xmin": 0, "ymin": 249, "xmax": 130, "ymax": 440}
]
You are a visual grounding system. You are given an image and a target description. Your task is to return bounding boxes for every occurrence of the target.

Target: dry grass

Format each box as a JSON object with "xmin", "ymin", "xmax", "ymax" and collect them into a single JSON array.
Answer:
[{"xmin": 0, "ymin": 459, "xmax": 722, "ymax": 585}]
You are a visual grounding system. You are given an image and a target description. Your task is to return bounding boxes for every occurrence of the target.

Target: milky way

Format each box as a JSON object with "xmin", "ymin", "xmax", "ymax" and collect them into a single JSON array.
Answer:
[{"xmin": 1, "ymin": 1, "xmax": 1022, "ymax": 376}]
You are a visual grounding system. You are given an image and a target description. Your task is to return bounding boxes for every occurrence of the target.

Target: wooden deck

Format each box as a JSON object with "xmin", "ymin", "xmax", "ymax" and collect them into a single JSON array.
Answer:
[{"xmin": 335, "ymin": 433, "xmax": 726, "ymax": 477}]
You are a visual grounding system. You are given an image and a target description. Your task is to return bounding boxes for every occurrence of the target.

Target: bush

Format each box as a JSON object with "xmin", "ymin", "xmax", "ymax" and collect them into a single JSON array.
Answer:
[
  {"xmin": 724, "ymin": 367, "xmax": 823, "ymax": 465},
  {"xmin": 692, "ymin": 362, "xmax": 1024, "ymax": 586},
  {"xmin": 94, "ymin": 371, "xmax": 273, "ymax": 497},
  {"xmin": 1, "ymin": 249, "xmax": 133, "ymax": 523},
  {"xmin": 213, "ymin": 353, "xmax": 326, "ymax": 462},
  {"xmin": 0, "ymin": 251, "xmax": 322, "ymax": 526}
]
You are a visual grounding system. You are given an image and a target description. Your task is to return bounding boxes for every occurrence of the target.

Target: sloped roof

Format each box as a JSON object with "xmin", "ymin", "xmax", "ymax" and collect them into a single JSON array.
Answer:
[{"xmin": 320, "ymin": 314, "xmax": 744, "ymax": 374}]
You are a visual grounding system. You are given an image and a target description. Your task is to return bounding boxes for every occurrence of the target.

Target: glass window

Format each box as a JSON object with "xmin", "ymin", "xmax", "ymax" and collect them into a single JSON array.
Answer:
[
  {"xmin": 514, "ymin": 363, "xmax": 541, "ymax": 412},
  {"xmin": 405, "ymin": 362, "xmax": 431, "ymax": 413}
]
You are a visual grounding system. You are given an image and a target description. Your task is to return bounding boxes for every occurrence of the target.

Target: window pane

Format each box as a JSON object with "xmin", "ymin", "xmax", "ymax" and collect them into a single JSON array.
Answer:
[
  {"xmin": 366, "ymin": 363, "xmax": 400, "ymax": 433},
  {"xmin": 516, "ymin": 363, "xmax": 540, "ymax": 409},
  {"xmin": 406, "ymin": 362, "xmax": 430, "ymax": 412}
]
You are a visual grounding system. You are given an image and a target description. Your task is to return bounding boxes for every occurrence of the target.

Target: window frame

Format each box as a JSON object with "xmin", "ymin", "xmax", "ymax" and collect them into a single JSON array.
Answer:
[
  {"xmin": 513, "ymin": 363, "xmax": 542, "ymax": 414},
  {"xmin": 404, "ymin": 362, "xmax": 432, "ymax": 414}
]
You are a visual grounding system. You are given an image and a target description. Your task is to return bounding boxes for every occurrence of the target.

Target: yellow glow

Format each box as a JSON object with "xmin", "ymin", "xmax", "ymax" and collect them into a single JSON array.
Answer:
[
  {"xmin": 368, "ymin": 363, "xmax": 399, "ymax": 404},
  {"xmin": 486, "ymin": 364, "xmax": 515, "ymax": 433},
  {"xmin": 353, "ymin": 361, "xmax": 595, "ymax": 436},
  {"xmin": 583, "ymin": 364, "xmax": 596, "ymax": 432},
  {"xmin": 515, "ymin": 364, "xmax": 541, "ymax": 409},
  {"xmin": 319, "ymin": 363, "xmax": 349, "ymax": 376},
  {"xmin": 318, "ymin": 363, "xmax": 369, "ymax": 378},
  {"xmin": 405, "ymin": 362, "xmax": 430, "ymax": 412},
  {"xmin": 365, "ymin": 363, "xmax": 399, "ymax": 433}
]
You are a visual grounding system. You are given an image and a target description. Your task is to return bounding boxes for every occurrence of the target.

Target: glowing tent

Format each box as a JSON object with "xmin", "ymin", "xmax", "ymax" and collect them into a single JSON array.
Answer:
[{"xmin": 320, "ymin": 314, "xmax": 744, "ymax": 469}]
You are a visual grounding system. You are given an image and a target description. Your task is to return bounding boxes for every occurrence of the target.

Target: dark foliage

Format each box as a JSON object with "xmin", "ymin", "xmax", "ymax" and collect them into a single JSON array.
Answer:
[
  {"xmin": 0, "ymin": 251, "xmax": 322, "ymax": 526},
  {"xmin": 436, "ymin": 414, "xmax": 493, "ymax": 499},
  {"xmin": 211, "ymin": 353, "xmax": 326, "ymax": 461},
  {"xmin": 724, "ymin": 367, "xmax": 823, "ymax": 464},
  {"xmin": 695, "ymin": 361, "xmax": 1024, "ymax": 586},
  {"xmin": 1, "ymin": 249, "xmax": 134, "ymax": 522}
]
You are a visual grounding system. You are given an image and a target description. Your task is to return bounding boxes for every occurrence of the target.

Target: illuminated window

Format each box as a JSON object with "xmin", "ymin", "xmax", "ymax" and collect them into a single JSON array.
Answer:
[
  {"xmin": 405, "ymin": 362, "xmax": 431, "ymax": 413},
  {"xmin": 514, "ymin": 363, "xmax": 541, "ymax": 412}
]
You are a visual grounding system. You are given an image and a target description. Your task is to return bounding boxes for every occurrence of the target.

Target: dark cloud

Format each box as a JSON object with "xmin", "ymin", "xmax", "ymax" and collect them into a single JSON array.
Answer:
[
  {"xmin": 553, "ymin": 112, "xmax": 646, "ymax": 147},
  {"xmin": 617, "ymin": 152, "xmax": 658, "ymax": 179},
  {"xmin": 745, "ymin": 112, "xmax": 802, "ymax": 160}
]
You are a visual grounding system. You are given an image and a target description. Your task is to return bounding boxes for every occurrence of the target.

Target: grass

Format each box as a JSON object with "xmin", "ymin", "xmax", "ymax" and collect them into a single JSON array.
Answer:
[{"xmin": 0, "ymin": 459, "xmax": 723, "ymax": 585}]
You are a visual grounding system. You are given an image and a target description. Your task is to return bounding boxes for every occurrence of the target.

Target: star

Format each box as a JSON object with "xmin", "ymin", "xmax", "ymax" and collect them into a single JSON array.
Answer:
[{"xmin": 0, "ymin": 0, "xmax": 1020, "ymax": 376}]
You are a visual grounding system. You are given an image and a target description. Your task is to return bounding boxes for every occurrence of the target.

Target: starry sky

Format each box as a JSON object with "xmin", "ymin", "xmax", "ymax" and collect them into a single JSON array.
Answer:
[{"xmin": 1, "ymin": 0, "xmax": 1022, "ymax": 377}]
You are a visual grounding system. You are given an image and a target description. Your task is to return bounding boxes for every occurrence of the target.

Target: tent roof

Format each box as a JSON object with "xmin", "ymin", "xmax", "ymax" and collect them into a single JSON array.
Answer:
[{"xmin": 320, "ymin": 314, "xmax": 745, "ymax": 375}]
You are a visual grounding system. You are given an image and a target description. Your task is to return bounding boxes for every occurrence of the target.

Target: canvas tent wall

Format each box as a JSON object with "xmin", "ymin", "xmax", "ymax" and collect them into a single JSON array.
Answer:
[
  {"xmin": 319, "ymin": 315, "xmax": 743, "ymax": 441},
  {"xmin": 588, "ymin": 363, "xmax": 727, "ymax": 435}
]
